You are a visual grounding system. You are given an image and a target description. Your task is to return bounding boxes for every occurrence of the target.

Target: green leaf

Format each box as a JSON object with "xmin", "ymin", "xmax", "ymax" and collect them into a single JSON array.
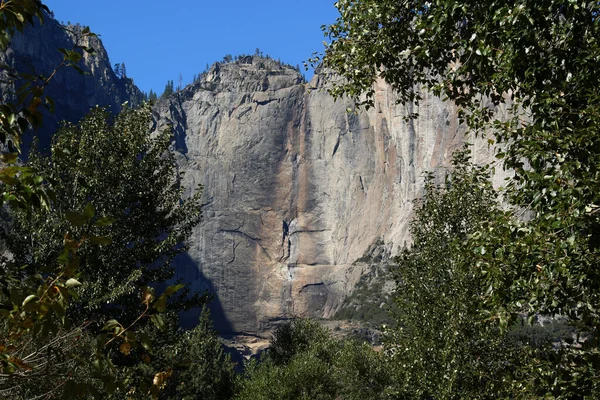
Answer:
[
  {"xmin": 83, "ymin": 202, "xmax": 95, "ymax": 220},
  {"xmin": 94, "ymin": 216, "xmax": 116, "ymax": 227},
  {"xmin": 138, "ymin": 332, "xmax": 153, "ymax": 351},
  {"xmin": 89, "ymin": 236, "xmax": 112, "ymax": 245},
  {"xmin": 0, "ymin": 152, "xmax": 18, "ymax": 163},
  {"xmin": 65, "ymin": 278, "xmax": 82, "ymax": 287},
  {"xmin": 22, "ymin": 294, "xmax": 37, "ymax": 306},
  {"xmin": 163, "ymin": 283, "xmax": 185, "ymax": 297},
  {"xmin": 101, "ymin": 319, "xmax": 120, "ymax": 331},
  {"xmin": 153, "ymin": 296, "xmax": 167, "ymax": 313},
  {"xmin": 150, "ymin": 314, "xmax": 165, "ymax": 330},
  {"xmin": 65, "ymin": 211, "xmax": 86, "ymax": 227}
]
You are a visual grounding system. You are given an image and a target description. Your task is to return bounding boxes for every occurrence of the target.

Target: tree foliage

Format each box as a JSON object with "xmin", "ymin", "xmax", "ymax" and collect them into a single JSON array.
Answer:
[
  {"xmin": 3, "ymin": 105, "xmax": 203, "ymax": 325},
  {"xmin": 0, "ymin": 0, "xmax": 49, "ymax": 51},
  {"xmin": 166, "ymin": 307, "xmax": 236, "ymax": 400},
  {"xmin": 0, "ymin": 104, "xmax": 209, "ymax": 398},
  {"xmin": 318, "ymin": 1, "xmax": 600, "ymax": 396},
  {"xmin": 236, "ymin": 319, "xmax": 392, "ymax": 400},
  {"xmin": 0, "ymin": 5, "xmax": 210, "ymax": 398},
  {"xmin": 388, "ymin": 151, "xmax": 557, "ymax": 398},
  {"xmin": 161, "ymin": 80, "xmax": 174, "ymax": 99}
]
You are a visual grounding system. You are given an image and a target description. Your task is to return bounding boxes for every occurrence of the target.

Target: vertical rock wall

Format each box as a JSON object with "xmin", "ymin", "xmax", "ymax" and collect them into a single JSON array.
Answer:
[{"xmin": 155, "ymin": 57, "xmax": 503, "ymax": 335}]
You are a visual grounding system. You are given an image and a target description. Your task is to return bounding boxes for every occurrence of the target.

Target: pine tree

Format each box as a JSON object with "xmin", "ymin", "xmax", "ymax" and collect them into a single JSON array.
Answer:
[
  {"xmin": 113, "ymin": 63, "xmax": 121, "ymax": 78},
  {"xmin": 161, "ymin": 80, "xmax": 174, "ymax": 99}
]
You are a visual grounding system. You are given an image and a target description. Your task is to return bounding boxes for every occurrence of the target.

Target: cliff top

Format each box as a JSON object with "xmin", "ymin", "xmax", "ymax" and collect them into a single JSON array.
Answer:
[{"xmin": 168, "ymin": 56, "xmax": 305, "ymax": 102}]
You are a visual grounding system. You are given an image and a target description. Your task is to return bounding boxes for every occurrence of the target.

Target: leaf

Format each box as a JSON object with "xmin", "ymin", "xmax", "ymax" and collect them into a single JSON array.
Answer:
[
  {"xmin": 101, "ymin": 319, "xmax": 121, "ymax": 332},
  {"xmin": 150, "ymin": 314, "xmax": 165, "ymax": 330},
  {"xmin": 63, "ymin": 256, "xmax": 80, "ymax": 277},
  {"xmin": 153, "ymin": 296, "xmax": 167, "ymax": 313},
  {"xmin": 119, "ymin": 341, "xmax": 131, "ymax": 355},
  {"xmin": 0, "ymin": 152, "xmax": 18, "ymax": 163},
  {"xmin": 94, "ymin": 216, "xmax": 116, "ymax": 227},
  {"xmin": 65, "ymin": 278, "xmax": 82, "ymax": 287},
  {"xmin": 83, "ymin": 202, "xmax": 95, "ymax": 220},
  {"xmin": 163, "ymin": 283, "xmax": 185, "ymax": 297},
  {"xmin": 138, "ymin": 332, "xmax": 153, "ymax": 351},
  {"xmin": 44, "ymin": 96, "xmax": 55, "ymax": 113},
  {"xmin": 152, "ymin": 369, "xmax": 173, "ymax": 389},
  {"xmin": 103, "ymin": 379, "xmax": 117, "ymax": 394},
  {"xmin": 89, "ymin": 236, "xmax": 112, "ymax": 245},
  {"xmin": 142, "ymin": 287, "xmax": 154, "ymax": 305},
  {"xmin": 65, "ymin": 211, "xmax": 86, "ymax": 227},
  {"xmin": 22, "ymin": 294, "xmax": 37, "ymax": 306}
]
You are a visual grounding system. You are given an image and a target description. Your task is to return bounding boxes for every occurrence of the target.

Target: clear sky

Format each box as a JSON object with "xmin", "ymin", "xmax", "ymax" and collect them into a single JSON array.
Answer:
[{"xmin": 43, "ymin": 1, "xmax": 340, "ymax": 95}]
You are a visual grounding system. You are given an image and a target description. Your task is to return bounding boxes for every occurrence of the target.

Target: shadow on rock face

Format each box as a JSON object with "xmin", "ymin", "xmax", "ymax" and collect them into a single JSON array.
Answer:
[{"xmin": 172, "ymin": 252, "xmax": 234, "ymax": 334}]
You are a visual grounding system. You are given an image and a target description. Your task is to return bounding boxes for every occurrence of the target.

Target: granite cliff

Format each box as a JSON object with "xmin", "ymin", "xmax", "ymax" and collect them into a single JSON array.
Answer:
[
  {"xmin": 0, "ymin": 14, "xmax": 142, "ymax": 152},
  {"xmin": 155, "ymin": 57, "xmax": 503, "ymax": 335}
]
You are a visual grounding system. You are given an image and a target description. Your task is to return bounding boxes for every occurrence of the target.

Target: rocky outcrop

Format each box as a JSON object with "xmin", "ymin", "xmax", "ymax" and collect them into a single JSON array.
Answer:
[
  {"xmin": 155, "ymin": 57, "xmax": 505, "ymax": 335},
  {"xmin": 0, "ymin": 14, "xmax": 143, "ymax": 153}
]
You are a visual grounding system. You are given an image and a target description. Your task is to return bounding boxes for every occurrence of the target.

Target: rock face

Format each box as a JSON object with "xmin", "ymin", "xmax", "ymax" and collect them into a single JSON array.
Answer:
[
  {"xmin": 155, "ymin": 57, "xmax": 503, "ymax": 335},
  {"xmin": 0, "ymin": 14, "xmax": 143, "ymax": 152},
  {"xmin": 3, "ymin": 14, "xmax": 503, "ymax": 337}
]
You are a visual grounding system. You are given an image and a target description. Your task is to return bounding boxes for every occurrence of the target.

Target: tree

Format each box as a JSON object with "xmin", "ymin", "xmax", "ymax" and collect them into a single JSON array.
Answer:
[
  {"xmin": 236, "ymin": 319, "xmax": 393, "ymax": 400},
  {"xmin": 0, "ymin": 1, "xmax": 48, "ymax": 50},
  {"xmin": 0, "ymin": 103, "xmax": 206, "ymax": 398},
  {"xmin": 114, "ymin": 63, "xmax": 121, "ymax": 78},
  {"xmin": 3, "ymin": 104, "xmax": 203, "ymax": 325},
  {"xmin": 161, "ymin": 80, "xmax": 174, "ymax": 99},
  {"xmin": 387, "ymin": 151, "xmax": 554, "ymax": 398},
  {"xmin": 0, "ymin": 3, "xmax": 118, "ymax": 395},
  {"xmin": 166, "ymin": 307, "xmax": 236, "ymax": 400},
  {"xmin": 318, "ymin": 1, "xmax": 600, "ymax": 396},
  {"xmin": 120, "ymin": 62, "xmax": 127, "ymax": 79},
  {"xmin": 0, "ymin": 4, "xmax": 208, "ymax": 398},
  {"xmin": 148, "ymin": 89, "xmax": 158, "ymax": 102}
]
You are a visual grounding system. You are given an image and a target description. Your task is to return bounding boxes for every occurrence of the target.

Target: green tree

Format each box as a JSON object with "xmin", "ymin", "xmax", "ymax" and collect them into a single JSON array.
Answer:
[
  {"xmin": 120, "ymin": 62, "xmax": 127, "ymax": 79},
  {"xmin": 236, "ymin": 319, "xmax": 392, "ymax": 400},
  {"xmin": 317, "ymin": 1, "xmax": 600, "ymax": 396},
  {"xmin": 114, "ymin": 63, "xmax": 122, "ymax": 78},
  {"xmin": 1, "ymin": 104, "xmax": 205, "ymax": 399},
  {"xmin": 387, "ymin": 151, "xmax": 552, "ymax": 398},
  {"xmin": 166, "ymin": 307, "xmax": 236, "ymax": 400},
  {"xmin": 148, "ymin": 89, "xmax": 158, "ymax": 102},
  {"xmin": 3, "ymin": 104, "xmax": 203, "ymax": 325},
  {"xmin": 0, "ymin": 4, "xmax": 205, "ymax": 398},
  {"xmin": 161, "ymin": 80, "xmax": 174, "ymax": 99}
]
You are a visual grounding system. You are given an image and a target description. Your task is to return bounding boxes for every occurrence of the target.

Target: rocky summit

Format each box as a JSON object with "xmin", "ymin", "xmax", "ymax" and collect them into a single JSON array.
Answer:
[{"xmin": 154, "ymin": 56, "xmax": 503, "ymax": 335}]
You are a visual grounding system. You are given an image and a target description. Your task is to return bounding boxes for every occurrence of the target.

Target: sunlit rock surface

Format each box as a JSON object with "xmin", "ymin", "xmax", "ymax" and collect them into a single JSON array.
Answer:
[{"xmin": 155, "ymin": 57, "xmax": 504, "ymax": 335}]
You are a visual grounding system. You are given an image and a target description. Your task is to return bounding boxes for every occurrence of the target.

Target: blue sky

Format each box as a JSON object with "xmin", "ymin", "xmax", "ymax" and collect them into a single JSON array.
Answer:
[{"xmin": 44, "ymin": 1, "xmax": 340, "ymax": 94}]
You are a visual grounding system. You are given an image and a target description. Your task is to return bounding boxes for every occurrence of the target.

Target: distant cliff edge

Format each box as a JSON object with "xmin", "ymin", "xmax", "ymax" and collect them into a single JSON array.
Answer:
[{"xmin": 0, "ymin": 14, "xmax": 143, "ymax": 153}]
